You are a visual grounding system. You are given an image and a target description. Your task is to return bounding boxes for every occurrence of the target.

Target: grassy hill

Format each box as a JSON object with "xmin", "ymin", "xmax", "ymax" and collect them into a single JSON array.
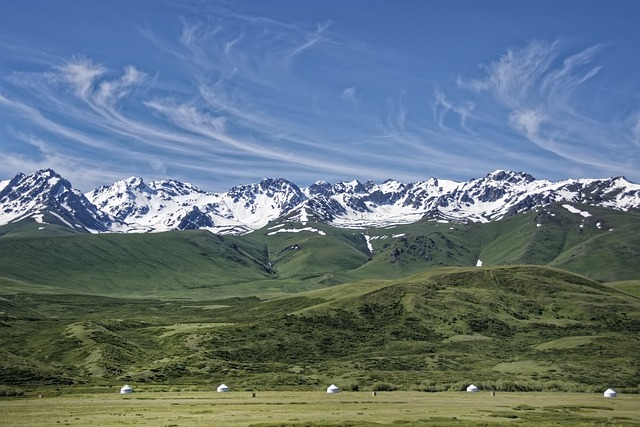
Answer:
[
  {"xmin": 347, "ymin": 204, "xmax": 640, "ymax": 283},
  {"xmin": 0, "ymin": 230, "xmax": 277, "ymax": 299},
  {"xmin": 1, "ymin": 265, "xmax": 638, "ymax": 394},
  {"xmin": 1, "ymin": 204, "xmax": 639, "ymax": 392},
  {"xmin": 0, "ymin": 203, "xmax": 639, "ymax": 299}
]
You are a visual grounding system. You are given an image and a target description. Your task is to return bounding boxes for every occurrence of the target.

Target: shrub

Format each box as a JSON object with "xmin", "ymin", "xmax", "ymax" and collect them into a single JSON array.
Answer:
[
  {"xmin": 0, "ymin": 386, "xmax": 24, "ymax": 397},
  {"xmin": 345, "ymin": 383, "xmax": 360, "ymax": 392},
  {"xmin": 372, "ymin": 382, "xmax": 397, "ymax": 392}
]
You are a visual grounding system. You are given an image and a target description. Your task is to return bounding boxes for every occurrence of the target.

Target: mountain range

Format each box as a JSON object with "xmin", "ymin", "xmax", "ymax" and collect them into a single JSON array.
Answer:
[{"xmin": 1, "ymin": 168, "xmax": 639, "ymax": 235}]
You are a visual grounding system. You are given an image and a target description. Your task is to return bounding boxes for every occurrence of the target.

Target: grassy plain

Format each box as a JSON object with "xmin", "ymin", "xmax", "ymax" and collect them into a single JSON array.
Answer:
[{"xmin": 1, "ymin": 390, "xmax": 639, "ymax": 427}]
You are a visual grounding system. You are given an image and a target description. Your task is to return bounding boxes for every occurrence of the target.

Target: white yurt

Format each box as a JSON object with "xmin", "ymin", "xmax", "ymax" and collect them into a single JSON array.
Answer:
[
  {"xmin": 217, "ymin": 384, "xmax": 230, "ymax": 393},
  {"xmin": 604, "ymin": 388, "xmax": 617, "ymax": 398},
  {"xmin": 120, "ymin": 384, "xmax": 133, "ymax": 394},
  {"xmin": 326, "ymin": 384, "xmax": 340, "ymax": 394},
  {"xmin": 466, "ymin": 384, "xmax": 479, "ymax": 393}
]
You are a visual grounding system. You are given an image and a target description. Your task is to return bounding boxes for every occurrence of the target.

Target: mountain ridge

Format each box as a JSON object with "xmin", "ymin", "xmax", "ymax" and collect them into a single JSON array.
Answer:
[{"xmin": 1, "ymin": 168, "xmax": 639, "ymax": 235}]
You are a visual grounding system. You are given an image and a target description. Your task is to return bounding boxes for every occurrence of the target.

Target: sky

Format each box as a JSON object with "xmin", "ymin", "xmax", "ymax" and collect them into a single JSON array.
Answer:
[{"xmin": 0, "ymin": 0, "xmax": 639, "ymax": 192}]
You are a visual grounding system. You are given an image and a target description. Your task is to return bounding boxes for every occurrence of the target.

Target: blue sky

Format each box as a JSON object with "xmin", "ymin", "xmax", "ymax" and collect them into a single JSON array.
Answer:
[{"xmin": 1, "ymin": 0, "xmax": 639, "ymax": 191}]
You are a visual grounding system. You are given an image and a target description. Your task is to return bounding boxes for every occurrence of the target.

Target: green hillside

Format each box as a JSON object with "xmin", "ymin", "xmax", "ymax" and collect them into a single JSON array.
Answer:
[
  {"xmin": 349, "ymin": 204, "xmax": 640, "ymax": 283},
  {"xmin": 0, "ymin": 230, "xmax": 275, "ymax": 299},
  {"xmin": 1, "ymin": 203, "xmax": 639, "ymax": 299},
  {"xmin": 1, "ymin": 266, "xmax": 638, "ymax": 393},
  {"xmin": 1, "ymin": 204, "xmax": 639, "ymax": 392}
]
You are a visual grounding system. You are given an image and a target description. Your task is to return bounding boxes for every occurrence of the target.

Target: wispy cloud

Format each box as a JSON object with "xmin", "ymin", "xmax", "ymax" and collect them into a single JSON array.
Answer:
[
  {"xmin": 433, "ymin": 89, "xmax": 474, "ymax": 131},
  {"xmin": 285, "ymin": 20, "xmax": 332, "ymax": 61},
  {"xmin": 386, "ymin": 92, "xmax": 408, "ymax": 132},
  {"xmin": 56, "ymin": 57, "xmax": 107, "ymax": 99},
  {"xmin": 0, "ymin": 131, "xmax": 127, "ymax": 190},
  {"xmin": 448, "ymin": 39, "xmax": 639, "ymax": 177},
  {"xmin": 341, "ymin": 86, "xmax": 357, "ymax": 103},
  {"xmin": 0, "ymin": 2, "xmax": 638, "ymax": 191},
  {"xmin": 630, "ymin": 112, "xmax": 640, "ymax": 148}
]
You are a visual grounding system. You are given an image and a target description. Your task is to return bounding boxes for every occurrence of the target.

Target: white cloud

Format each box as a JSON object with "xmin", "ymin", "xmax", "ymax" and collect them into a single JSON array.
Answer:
[
  {"xmin": 96, "ymin": 65, "xmax": 146, "ymax": 105},
  {"xmin": 0, "ymin": 132, "xmax": 125, "ymax": 190},
  {"xmin": 631, "ymin": 111, "xmax": 640, "ymax": 147},
  {"xmin": 224, "ymin": 33, "xmax": 243, "ymax": 55},
  {"xmin": 385, "ymin": 93, "xmax": 408, "ymax": 132},
  {"xmin": 509, "ymin": 109, "xmax": 546, "ymax": 139},
  {"xmin": 341, "ymin": 86, "xmax": 357, "ymax": 103},
  {"xmin": 144, "ymin": 100, "xmax": 226, "ymax": 135},
  {"xmin": 451, "ymin": 40, "xmax": 637, "ymax": 172},
  {"xmin": 2, "ymin": 3, "xmax": 638, "ymax": 190},
  {"xmin": 179, "ymin": 21, "xmax": 202, "ymax": 47},
  {"xmin": 56, "ymin": 57, "xmax": 106, "ymax": 99},
  {"xmin": 286, "ymin": 20, "xmax": 331, "ymax": 61},
  {"xmin": 434, "ymin": 89, "xmax": 475, "ymax": 130},
  {"xmin": 0, "ymin": 92, "xmax": 110, "ymax": 150}
]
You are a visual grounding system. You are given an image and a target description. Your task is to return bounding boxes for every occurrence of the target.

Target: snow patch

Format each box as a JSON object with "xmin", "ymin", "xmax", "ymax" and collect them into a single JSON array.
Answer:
[
  {"xmin": 562, "ymin": 204, "xmax": 591, "ymax": 217},
  {"xmin": 392, "ymin": 233, "xmax": 405, "ymax": 238},
  {"xmin": 299, "ymin": 208, "xmax": 309, "ymax": 225},
  {"xmin": 267, "ymin": 227, "xmax": 326, "ymax": 236},
  {"xmin": 32, "ymin": 213, "xmax": 46, "ymax": 224},
  {"xmin": 48, "ymin": 211, "xmax": 74, "ymax": 228},
  {"xmin": 364, "ymin": 234, "xmax": 373, "ymax": 254}
]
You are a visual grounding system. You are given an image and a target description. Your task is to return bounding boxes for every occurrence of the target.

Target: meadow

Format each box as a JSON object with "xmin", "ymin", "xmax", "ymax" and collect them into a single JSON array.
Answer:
[
  {"xmin": 1, "ymin": 390, "xmax": 639, "ymax": 427},
  {"xmin": 1, "ymin": 265, "xmax": 639, "ymax": 396},
  {"xmin": 1, "ymin": 204, "xmax": 639, "ymax": 424}
]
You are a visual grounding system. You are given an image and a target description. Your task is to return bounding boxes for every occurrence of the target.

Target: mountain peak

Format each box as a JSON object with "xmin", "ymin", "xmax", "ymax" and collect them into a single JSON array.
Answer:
[
  {"xmin": 26, "ymin": 168, "xmax": 60, "ymax": 180},
  {"xmin": 485, "ymin": 170, "xmax": 536, "ymax": 183},
  {"xmin": 2, "ymin": 169, "xmax": 639, "ymax": 234},
  {"xmin": 125, "ymin": 176, "xmax": 144, "ymax": 185},
  {"xmin": 0, "ymin": 169, "xmax": 114, "ymax": 232}
]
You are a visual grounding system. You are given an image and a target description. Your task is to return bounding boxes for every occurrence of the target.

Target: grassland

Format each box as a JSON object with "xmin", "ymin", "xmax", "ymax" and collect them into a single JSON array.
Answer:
[
  {"xmin": 0, "ymin": 204, "xmax": 639, "ymax": 402},
  {"xmin": 1, "ymin": 265, "xmax": 638, "ymax": 395},
  {"xmin": 1, "ymin": 203, "xmax": 639, "ymax": 300},
  {"xmin": 1, "ymin": 390, "xmax": 639, "ymax": 426}
]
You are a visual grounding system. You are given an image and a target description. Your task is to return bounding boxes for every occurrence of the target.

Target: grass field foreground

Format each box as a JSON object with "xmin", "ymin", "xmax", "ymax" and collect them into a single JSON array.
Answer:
[{"xmin": 1, "ymin": 391, "xmax": 639, "ymax": 427}]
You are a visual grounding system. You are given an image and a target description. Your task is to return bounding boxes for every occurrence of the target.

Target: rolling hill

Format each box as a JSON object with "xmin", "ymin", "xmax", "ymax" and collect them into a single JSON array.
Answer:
[
  {"xmin": 1, "ymin": 201, "xmax": 639, "ymax": 300},
  {"xmin": 0, "ymin": 266, "xmax": 638, "ymax": 393}
]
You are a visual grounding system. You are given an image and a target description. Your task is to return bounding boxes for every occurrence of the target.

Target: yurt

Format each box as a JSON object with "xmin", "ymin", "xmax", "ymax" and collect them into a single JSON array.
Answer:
[
  {"xmin": 326, "ymin": 384, "xmax": 340, "ymax": 394},
  {"xmin": 120, "ymin": 384, "xmax": 133, "ymax": 394},
  {"xmin": 217, "ymin": 384, "xmax": 230, "ymax": 393},
  {"xmin": 466, "ymin": 384, "xmax": 479, "ymax": 393},
  {"xmin": 604, "ymin": 388, "xmax": 617, "ymax": 398}
]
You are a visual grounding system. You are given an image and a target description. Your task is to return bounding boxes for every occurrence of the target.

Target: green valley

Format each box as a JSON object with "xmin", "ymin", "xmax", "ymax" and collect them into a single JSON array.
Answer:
[{"xmin": 0, "ymin": 203, "xmax": 639, "ymax": 395}]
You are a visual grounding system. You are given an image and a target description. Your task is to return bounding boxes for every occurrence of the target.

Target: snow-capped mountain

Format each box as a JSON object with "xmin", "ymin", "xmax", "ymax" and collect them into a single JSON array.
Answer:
[
  {"xmin": 86, "ymin": 176, "xmax": 306, "ymax": 234},
  {"xmin": 294, "ymin": 170, "xmax": 640, "ymax": 228},
  {"xmin": 0, "ymin": 169, "xmax": 116, "ymax": 233},
  {"xmin": 1, "ymin": 169, "xmax": 639, "ymax": 234}
]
